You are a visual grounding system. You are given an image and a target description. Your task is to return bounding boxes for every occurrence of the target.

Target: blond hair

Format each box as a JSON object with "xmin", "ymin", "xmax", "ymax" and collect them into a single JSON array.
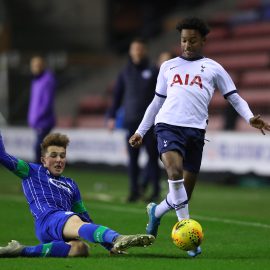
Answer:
[{"xmin": 40, "ymin": 133, "xmax": 70, "ymax": 156}]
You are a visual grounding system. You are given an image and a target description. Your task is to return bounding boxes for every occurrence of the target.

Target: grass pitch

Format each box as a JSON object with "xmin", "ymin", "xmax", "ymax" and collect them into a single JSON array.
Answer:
[{"xmin": 0, "ymin": 166, "xmax": 269, "ymax": 270}]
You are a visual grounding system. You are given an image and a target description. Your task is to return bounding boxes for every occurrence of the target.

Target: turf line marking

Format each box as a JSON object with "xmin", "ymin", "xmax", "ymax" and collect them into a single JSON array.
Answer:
[
  {"xmin": 191, "ymin": 215, "xmax": 270, "ymax": 229},
  {"xmin": 93, "ymin": 204, "xmax": 270, "ymax": 229},
  {"xmin": 1, "ymin": 195, "xmax": 269, "ymax": 229}
]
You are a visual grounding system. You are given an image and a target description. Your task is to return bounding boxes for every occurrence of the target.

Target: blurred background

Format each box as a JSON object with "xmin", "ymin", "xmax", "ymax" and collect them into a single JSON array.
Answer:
[{"xmin": 1, "ymin": 0, "xmax": 270, "ymax": 187}]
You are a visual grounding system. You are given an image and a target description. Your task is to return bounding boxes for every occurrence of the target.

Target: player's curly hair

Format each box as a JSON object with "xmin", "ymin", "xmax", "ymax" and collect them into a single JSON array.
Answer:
[
  {"xmin": 176, "ymin": 17, "xmax": 210, "ymax": 37},
  {"xmin": 41, "ymin": 133, "xmax": 70, "ymax": 156}
]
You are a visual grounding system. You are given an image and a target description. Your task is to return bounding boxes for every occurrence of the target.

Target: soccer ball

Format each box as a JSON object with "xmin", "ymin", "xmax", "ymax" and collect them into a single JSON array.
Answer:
[{"xmin": 171, "ymin": 219, "xmax": 203, "ymax": 251}]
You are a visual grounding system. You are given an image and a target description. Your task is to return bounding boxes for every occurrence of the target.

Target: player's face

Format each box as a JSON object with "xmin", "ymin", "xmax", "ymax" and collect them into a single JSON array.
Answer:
[
  {"xmin": 30, "ymin": 57, "xmax": 45, "ymax": 76},
  {"xmin": 129, "ymin": 41, "xmax": 147, "ymax": 64},
  {"xmin": 180, "ymin": 29, "xmax": 205, "ymax": 59},
  {"xmin": 41, "ymin": 146, "xmax": 66, "ymax": 176}
]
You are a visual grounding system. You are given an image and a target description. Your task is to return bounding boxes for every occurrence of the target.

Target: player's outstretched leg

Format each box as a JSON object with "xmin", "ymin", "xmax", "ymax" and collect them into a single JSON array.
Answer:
[
  {"xmin": 146, "ymin": 202, "xmax": 161, "ymax": 237},
  {"xmin": 187, "ymin": 246, "xmax": 202, "ymax": 257},
  {"xmin": 111, "ymin": 234, "xmax": 155, "ymax": 253},
  {"xmin": 0, "ymin": 240, "xmax": 87, "ymax": 257},
  {"xmin": 0, "ymin": 240, "xmax": 25, "ymax": 257}
]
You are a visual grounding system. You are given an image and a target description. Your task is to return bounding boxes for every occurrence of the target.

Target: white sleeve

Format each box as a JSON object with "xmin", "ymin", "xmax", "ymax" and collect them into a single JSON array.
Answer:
[
  {"xmin": 215, "ymin": 62, "xmax": 236, "ymax": 96},
  {"xmin": 155, "ymin": 61, "xmax": 168, "ymax": 96},
  {"xmin": 136, "ymin": 94, "xmax": 165, "ymax": 137},
  {"xmin": 226, "ymin": 93, "xmax": 254, "ymax": 123}
]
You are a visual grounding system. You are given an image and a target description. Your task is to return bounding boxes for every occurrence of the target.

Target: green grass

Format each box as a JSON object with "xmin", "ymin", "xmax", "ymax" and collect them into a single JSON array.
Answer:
[{"xmin": 0, "ymin": 166, "xmax": 269, "ymax": 270}]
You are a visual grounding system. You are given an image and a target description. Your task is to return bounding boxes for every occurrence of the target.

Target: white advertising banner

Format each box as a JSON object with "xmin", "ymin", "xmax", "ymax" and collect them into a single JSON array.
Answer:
[
  {"xmin": 1, "ymin": 127, "xmax": 270, "ymax": 176},
  {"xmin": 1, "ymin": 127, "xmax": 129, "ymax": 166},
  {"xmin": 201, "ymin": 132, "xmax": 270, "ymax": 176}
]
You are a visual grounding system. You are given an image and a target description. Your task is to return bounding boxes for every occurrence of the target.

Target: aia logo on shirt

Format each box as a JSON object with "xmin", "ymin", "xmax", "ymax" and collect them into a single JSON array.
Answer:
[{"xmin": 170, "ymin": 74, "xmax": 202, "ymax": 89}]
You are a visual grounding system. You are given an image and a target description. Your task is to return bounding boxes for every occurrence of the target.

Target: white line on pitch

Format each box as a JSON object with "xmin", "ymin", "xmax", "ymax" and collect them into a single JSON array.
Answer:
[
  {"xmin": 1, "ymin": 195, "xmax": 269, "ymax": 229},
  {"xmin": 93, "ymin": 204, "xmax": 270, "ymax": 229}
]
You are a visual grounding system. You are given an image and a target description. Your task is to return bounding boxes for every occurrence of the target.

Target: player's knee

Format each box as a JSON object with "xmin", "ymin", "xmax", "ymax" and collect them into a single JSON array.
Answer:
[
  {"xmin": 167, "ymin": 167, "xmax": 183, "ymax": 180},
  {"xmin": 68, "ymin": 240, "xmax": 89, "ymax": 257},
  {"xmin": 164, "ymin": 160, "xmax": 183, "ymax": 179}
]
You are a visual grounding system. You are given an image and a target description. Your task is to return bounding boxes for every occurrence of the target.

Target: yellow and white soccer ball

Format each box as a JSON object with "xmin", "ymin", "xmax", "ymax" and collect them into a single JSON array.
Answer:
[{"xmin": 171, "ymin": 219, "xmax": 204, "ymax": 251}]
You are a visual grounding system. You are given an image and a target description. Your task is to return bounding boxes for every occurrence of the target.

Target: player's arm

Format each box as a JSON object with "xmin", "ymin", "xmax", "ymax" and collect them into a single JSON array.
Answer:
[
  {"xmin": 71, "ymin": 182, "xmax": 92, "ymax": 223},
  {"xmin": 129, "ymin": 94, "xmax": 165, "ymax": 148},
  {"xmin": 0, "ymin": 132, "xmax": 30, "ymax": 178},
  {"xmin": 129, "ymin": 61, "xmax": 167, "ymax": 147},
  {"xmin": 215, "ymin": 63, "xmax": 270, "ymax": 135},
  {"xmin": 226, "ymin": 93, "xmax": 270, "ymax": 135},
  {"xmin": 72, "ymin": 200, "xmax": 92, "ymax": 222}
]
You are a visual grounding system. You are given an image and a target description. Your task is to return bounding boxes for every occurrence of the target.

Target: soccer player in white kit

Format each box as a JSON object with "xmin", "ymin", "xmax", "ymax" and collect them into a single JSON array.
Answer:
[{"xmin": 129, "ymin": 17, "xmax": 270, "ymax": 257}]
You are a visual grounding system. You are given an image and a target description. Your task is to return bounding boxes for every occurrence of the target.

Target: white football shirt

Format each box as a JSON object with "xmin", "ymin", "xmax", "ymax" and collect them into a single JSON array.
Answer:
[{"xmin": 155, "ymin": 56, "xmax": 236, "ymax": 129}]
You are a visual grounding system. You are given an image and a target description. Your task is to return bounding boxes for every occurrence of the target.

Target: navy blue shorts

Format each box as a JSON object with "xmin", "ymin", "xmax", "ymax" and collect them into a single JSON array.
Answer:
[
  {"xmin": 155, "ymin": 123, "xmax": 205, "ymax": 173},
  {"xmin": 35, "ymin": 210, "xmax": 78, "ymax": 243}
]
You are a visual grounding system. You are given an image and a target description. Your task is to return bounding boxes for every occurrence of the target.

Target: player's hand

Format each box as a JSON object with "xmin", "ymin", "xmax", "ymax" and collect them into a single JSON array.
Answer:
[
  {"xmin": 249, "ymin": 115, "xmax": 270, "ymax": 135},
  {"xmin": 129, "ymin": 133, "xmax": 143, "ymax": 148}
]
